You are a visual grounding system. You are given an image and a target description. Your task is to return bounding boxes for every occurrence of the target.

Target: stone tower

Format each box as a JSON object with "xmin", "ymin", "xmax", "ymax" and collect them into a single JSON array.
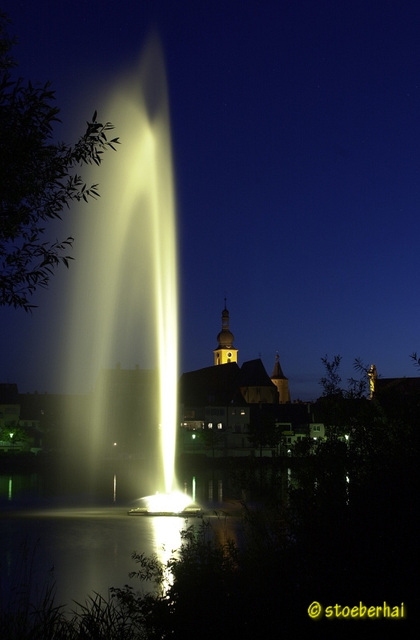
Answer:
[
  {"xmin": 213, "ymin": 301, "xmax": 238, "ymax": 365},
  {"xmin": 270, "ymin": 352, "xmax": 290, "ymax": 403}
]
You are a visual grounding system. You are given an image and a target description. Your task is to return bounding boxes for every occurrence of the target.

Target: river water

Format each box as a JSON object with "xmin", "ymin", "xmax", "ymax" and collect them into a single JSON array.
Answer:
[{"xmin": 0, "ymin": 464, "xmax": 241, "ymax": 612}]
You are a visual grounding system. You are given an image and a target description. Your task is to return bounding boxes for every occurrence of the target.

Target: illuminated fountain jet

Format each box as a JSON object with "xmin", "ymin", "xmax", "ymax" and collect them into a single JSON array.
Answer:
[{"xmin": 65, "ymin": 34, "xmax": 196, "ymax": 514}]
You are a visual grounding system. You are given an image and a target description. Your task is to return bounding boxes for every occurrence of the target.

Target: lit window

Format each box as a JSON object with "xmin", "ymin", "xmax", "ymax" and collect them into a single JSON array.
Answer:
[
  {"xmin": 208, "ymin": 423, "xmax": 213, "ymax": 429},
  {"xmin": 217, "ymin": 423, "xmax": 222, "ymax": 429}
]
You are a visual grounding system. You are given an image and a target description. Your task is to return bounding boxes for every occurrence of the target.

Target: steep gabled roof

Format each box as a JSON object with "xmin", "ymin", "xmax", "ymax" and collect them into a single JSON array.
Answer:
[
  {"xmin": 271, "ymin": 353, "xmax": 287, "ymax": 380},
  {"xmin": 179, "ymin": 362, "xmax": 241, "ymax": 406},
  {"xmin": 237, "ymin": 359, "xmax": 276, "ymax": 388}
]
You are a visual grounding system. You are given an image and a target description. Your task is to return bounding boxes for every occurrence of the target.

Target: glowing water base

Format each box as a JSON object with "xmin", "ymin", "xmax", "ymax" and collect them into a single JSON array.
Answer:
[
  {"xmin": 65, "ymin": 34, "xmax": 183, "ymax": 508},
  {"xmin": 128, "ymin": 491, "xmax": 202, "ymax": 517}
]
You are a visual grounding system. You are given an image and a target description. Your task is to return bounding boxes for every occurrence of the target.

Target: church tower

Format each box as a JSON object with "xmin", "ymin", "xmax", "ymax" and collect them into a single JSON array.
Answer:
[
  {"xmin": 213, "ymin": 301, "xmax": 238, "ymax": 365},
  {"xmin": 271, "ymin": 352, "xmax": 290, "ymax": 403}
]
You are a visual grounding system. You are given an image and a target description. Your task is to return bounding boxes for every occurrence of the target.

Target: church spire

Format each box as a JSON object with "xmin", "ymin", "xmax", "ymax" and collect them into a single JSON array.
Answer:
[
  {"xmin": 271, "ymin": 352, "xmax": 286, "ymax": 379},
  {"xmin": 270, "ymin": 352, "xmax": 290, "ymax": 403},
  {"xmin": 213, "ymin": 301, "xmax": 238, "ymax": 365}
]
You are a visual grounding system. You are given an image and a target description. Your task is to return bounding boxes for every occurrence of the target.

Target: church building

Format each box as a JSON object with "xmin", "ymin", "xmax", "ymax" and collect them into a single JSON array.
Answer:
[
  {"xmin": 179, "ymin": 302, "xmax": 291, "ymax": 409},
  {"xmin": 178, "ymin": 302, "xmax": 294, "ymax": 457}
]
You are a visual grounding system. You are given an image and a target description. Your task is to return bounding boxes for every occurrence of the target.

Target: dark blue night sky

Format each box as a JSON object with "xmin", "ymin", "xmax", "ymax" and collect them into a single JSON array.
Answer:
[{"xmin": 1, "ymin": 0, "xmax": 420, "ymax": 400}]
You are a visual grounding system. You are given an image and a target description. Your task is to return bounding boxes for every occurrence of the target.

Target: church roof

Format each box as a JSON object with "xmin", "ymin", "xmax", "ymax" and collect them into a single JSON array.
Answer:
[
  {"xmin": 179, "ymin": 362, "xmax": 241, "ymax": 406},
  {"xmin": 271, "ymin": 353, "xmax": 287, "ymax": 380},
  {"xmin": 179, "ymin": 358, "xmax": 280, "ymax": 407},
  {"xmin": 215, "ymin": 304, "xmax": 235, "ymax": 349},
  {"xmin": 216, "ymin": 328, "xmax": 235, "ymax": 348},
  {"xmin": 237, "ymin": 359, "xmax": 277, "ymax": 389}
]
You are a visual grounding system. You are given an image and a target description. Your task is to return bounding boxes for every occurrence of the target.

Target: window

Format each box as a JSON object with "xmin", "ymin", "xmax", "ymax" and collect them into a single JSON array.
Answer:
[
  {"xmin": 208, "ymin": 423, "xmax": 213, "ymax": 429},
  {"xmin": 217, "ymin": 423, "xmax": 222, "ymax": 430}
]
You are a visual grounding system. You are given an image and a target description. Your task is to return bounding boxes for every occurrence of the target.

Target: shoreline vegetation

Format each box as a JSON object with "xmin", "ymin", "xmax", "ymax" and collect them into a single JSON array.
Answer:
[
  {"xmin": 1, "ymin": 448, "xmax": 415, "ymax": 638},
  {"xmin": 1, "ymin": 506, "xmax": 413, "ymax": 639}
]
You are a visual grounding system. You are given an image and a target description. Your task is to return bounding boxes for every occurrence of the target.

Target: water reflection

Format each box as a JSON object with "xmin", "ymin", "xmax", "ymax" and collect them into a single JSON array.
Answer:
[
  {"xmin": 0, "ymin": 473, "xmax": 43, "ymax": 504},
  {"xmin": 151, "ymin": 516, "xmax": 184, "ymax": 592},
  {"xmin": 0, "ymin": 465, "xmax": 303, "ymax": 609},
  {"xmin": 192, "ymin": 476, "xmax": 196, "ymax": 502},
  {"xmin": 0, "ymin": 469, "xmax": 239, "ymax": 608}
]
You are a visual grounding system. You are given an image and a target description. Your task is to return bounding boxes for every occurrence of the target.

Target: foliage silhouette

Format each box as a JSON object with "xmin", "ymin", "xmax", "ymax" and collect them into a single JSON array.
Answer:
[{"xmin": 0, "ymin": 12, "xmax": 119, "ymax": 310}]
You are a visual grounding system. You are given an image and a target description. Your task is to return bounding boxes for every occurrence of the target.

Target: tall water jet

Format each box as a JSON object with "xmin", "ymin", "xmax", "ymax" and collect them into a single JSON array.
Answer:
[{"xmin": 63, "ymin": 34, "xmax": 179, "ymax": 497}]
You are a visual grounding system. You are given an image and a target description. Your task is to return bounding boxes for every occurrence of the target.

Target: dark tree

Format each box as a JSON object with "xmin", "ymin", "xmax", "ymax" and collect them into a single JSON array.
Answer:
[
  {"xmin": 247, "ymin": 404, "xmax": 280, "ymax": 453},
  {"xmin": 0, "ymin": 13, "xmax": 119, "ymax": 310}
]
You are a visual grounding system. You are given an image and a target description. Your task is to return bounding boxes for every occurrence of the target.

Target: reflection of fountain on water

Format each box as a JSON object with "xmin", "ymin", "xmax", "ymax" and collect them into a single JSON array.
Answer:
[{"xmin": 64, "ymin": 34, "xmax": 192, "ymax": 511}]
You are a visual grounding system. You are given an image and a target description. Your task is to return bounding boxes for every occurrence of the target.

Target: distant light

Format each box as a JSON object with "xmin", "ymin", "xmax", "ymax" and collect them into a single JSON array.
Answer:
[
  {"xmin": 113, "ymin": 442, "xmax": 117, "ymax": 446},
  {"xmin": 192, "ymin": 434, "xmax": 196, "ymax": 440}
]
